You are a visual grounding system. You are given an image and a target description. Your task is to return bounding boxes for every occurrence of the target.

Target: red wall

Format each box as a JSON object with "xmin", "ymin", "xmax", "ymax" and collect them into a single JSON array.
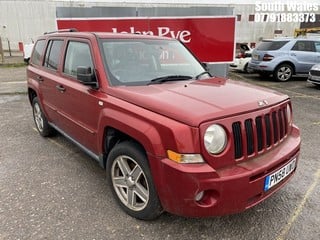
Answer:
[{"xmin": 57, "ymin": 17, "xmax": 235, "ymax": 63}]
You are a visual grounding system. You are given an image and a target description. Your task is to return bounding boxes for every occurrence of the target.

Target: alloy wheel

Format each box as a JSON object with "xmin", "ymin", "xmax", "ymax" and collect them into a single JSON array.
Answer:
[
  {"xmin": 33, "ymin": 102, "xmax": 44, "ymax": 132},
  {"xmin": 111, "ymin": 155, "xmax": 149, "ymax": 211}
]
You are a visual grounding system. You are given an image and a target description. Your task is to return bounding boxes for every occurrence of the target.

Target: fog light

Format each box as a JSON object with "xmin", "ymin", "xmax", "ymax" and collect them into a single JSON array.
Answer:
[{"xmin": 195, "ymin": 191, "xmax": 204, "ymax": 202}]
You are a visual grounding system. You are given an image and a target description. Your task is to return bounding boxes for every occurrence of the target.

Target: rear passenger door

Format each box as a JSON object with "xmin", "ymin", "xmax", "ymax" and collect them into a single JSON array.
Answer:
[
  {"xmin": 55, "ymin": 39, "xmax": 101, "ymax": 154},
  {"xmin": 315, "ymin": 41, "xmax": 320, "ymax": 64},
  {"xmin": 290, "ymin": 40, "xmax": 319, "ymax": 73},
  {"xmin": 37, "ymin": 39, "xmax": 65, "ymax": 124}
]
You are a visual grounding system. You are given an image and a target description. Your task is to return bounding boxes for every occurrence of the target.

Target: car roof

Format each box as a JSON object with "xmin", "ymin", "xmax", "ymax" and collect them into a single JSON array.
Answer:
[
  {"xmin": 262, "ymin": 37, "xmax": 319, "ymax": 42},
  {"xmin": 42, "ymin": 30, "xmax": 173, "ymax": 41},
  {"xmin": 261, "ymin": 38, "xmax": 293, "ymax": 42}
]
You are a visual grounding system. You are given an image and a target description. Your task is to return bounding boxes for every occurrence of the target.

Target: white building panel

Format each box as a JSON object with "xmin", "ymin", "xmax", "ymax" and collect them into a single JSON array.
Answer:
[{"xmin": 1, "ymin": 1, "xmax": 319, "ymax": 50}]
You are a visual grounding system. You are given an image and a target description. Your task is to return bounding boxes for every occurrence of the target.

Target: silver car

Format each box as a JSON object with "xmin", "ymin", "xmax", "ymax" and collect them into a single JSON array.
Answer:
[
  {"xmin": 308, "ymin": 63, "xmax": 320, "ymax": 86},
  {"xmin": 249, "ymin": 38, "xmax": 320, "ymax": 81}
]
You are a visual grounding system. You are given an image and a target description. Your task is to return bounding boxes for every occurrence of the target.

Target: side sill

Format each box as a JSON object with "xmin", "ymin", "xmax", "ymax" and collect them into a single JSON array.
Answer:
[{"xmin": 49, "ymin": 122, "xmax": 104, "ymax": 168}]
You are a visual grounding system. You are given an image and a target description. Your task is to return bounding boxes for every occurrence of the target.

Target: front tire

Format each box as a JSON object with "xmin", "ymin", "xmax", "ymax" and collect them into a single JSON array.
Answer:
[
  {"xmin": 32, "ymin": 97, "xmax": 53, "ymax": 137},
  {"xmin": 243, "ymin": 63, "xmax": 249, "ymax": 73},
  {"xmin": 106, "ymin": 141, "xmax": 163, "ymax": 220},
  {"xmin": 273, "ymin": 64, "xmax": 293, "ymax": 82}
]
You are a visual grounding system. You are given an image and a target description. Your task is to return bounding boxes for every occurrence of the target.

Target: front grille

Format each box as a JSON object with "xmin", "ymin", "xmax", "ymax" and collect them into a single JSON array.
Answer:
[
  {"xmin": 310, "ymin": 70, "xmax": 320, "ymax": 77},
  {"xmin": 232, "ymin": 106, "xmax": 288, "ymax": 160}
]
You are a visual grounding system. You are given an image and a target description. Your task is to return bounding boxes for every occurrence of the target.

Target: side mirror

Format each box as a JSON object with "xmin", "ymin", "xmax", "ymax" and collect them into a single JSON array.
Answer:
[{"xmin": 77, "ymin": 66, "xmax": 98, "ymax": 88}]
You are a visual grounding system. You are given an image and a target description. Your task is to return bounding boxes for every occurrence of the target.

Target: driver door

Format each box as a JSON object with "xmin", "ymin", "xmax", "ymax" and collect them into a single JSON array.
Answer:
[
  {"xmin": 290, "ymin": 40, "xmax": 319, "ymax": 73},
  {"xmin": 54, "ymin": 40, "xmax": 101, "ymax": 154}
]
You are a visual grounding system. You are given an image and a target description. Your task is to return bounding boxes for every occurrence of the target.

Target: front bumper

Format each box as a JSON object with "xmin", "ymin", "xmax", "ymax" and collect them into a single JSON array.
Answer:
[
  {"xmin": 230, "ymin": 58, "xmax": 250, "ymax": 72},
  {"xmin": 151, "ymin": 126, "xmax": 300, "ymax": 217},
  {"xmin": 230, "ymin": 59, "xmax": 244, "ymax": 71},
  {"xmin": 308, "ymin": 74, "xmax": 320, "ymax": 85}
]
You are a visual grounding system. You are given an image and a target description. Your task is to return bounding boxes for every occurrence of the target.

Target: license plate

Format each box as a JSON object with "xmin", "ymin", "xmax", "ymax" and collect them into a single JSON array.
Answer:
[
  {"xmin": 264, "ymin": 158, "xmax": 296, "ymax": 191},
  {"xmin": 252, "ymin": 54, "xmax": 259, "ymax": 60}
]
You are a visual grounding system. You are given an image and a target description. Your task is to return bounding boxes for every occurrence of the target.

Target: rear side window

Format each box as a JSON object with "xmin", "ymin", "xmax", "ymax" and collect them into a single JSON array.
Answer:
[
  {"xmin": 292, "ymin": 41, "xmax": 315, "ymax": 52},
  {"xmin": 256, "ymin": 41, "xmax": 289, "ymax": 51},
  {"xmin": 315, "ymin": 42, "xmax": 320, "ymax": 53},
  {"xmin": 44, "ymin": 40, "xmax": 64, "ymax": 70},
  {"xmin": 30, "ymin": 40, "xmax": 45, "ymax": 66},
  {"xmin": 63, "ymin": 41, "xmax": 94, "ymax": 78}
]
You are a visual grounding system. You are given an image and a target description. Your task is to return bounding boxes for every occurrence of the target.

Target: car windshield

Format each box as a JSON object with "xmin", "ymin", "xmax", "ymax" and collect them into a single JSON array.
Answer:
[
  {"xmin": 100, "ymin": 38, "xmax": 209, "ymax": 86},
  {"xmin": 256, "ymin": 40, "xmax": 289, "ymax": 51}
]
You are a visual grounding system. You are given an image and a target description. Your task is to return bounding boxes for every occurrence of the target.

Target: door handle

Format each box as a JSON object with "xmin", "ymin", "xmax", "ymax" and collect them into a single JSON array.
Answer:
[
  {"xmin": 36, "ymin": 76, "xmax": 44, "ymax": 82},
  {"xmin": 56, "ymin": 85, "xmax": 66, "ymax": 93}
]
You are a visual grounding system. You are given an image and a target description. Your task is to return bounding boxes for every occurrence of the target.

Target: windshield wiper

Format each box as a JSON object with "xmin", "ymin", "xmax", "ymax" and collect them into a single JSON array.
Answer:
[
  {"xmin": 195, "ymin": 71, "xmax": 212, "ymax": 80},
  {"xmin": 148, "ymin": 75, "xmax": 193, "ymax": 85}
]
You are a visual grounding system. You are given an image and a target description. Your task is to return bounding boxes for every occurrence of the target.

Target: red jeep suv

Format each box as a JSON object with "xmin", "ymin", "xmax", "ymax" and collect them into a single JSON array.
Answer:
[{"xmin": 27, "ymin": 30, "xmax": 300, "ymax": 220}]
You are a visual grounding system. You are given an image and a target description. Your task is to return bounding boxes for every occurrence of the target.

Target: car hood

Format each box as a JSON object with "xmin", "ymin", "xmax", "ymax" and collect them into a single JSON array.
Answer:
[{"xmin": 107, "ymin": 77, "xmax": 288, "ymax": 127}]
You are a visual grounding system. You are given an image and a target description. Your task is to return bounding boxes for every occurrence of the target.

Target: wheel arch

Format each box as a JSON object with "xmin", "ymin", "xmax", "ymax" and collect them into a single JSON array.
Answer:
[
  {"xmin": 275, "ymin": 61, "xmax": 296, "ymax": 75},
  {"xmin": 28, "ymin": 88, "xmax": 38, "ymax": 105},
  {"xmin": 98, "ymin": 109, "xmax": 164, "ymax": 170},
  {"xmin": 102, "ymin": 127, "xmax": 148, "ymax": 168}
]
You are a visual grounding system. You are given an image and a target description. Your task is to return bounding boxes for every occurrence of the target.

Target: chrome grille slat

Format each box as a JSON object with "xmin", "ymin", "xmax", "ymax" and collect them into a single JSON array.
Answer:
[{"xmin": 310, "ymin": 70, "xmax": 320, "ymax": 77}]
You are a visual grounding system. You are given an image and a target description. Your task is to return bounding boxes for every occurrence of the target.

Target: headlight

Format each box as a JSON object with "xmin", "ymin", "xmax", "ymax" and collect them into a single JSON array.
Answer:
[
  {"xmin": 311, "ymin": 64, "xmax": 320, "ymax": 71},
  {"xmin": 204, "ymin": 124, "xmax": 227, "ymax": 154}
]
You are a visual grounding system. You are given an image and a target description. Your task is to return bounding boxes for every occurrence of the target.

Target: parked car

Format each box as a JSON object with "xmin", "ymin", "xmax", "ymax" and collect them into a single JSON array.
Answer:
[
  {"xmin": 308, "ymin": 63, "xmax": 320, "ymax": 86},
  {"xmin": 229, "ymin": 43, "xmax": 252, "ymax": 73},
  {"xmin": 27, "ymin": 30, "xmax": 300, "ymax": 220},
  {"xmin": 23, "ymin": 43, "xmax": 34, "ymax": 63},
  {"xmin": 249, "ymin": 38, "xmax": 320, "ymax": 81}
]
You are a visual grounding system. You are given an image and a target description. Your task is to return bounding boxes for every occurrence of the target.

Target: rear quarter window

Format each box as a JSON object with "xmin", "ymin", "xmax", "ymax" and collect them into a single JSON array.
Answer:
[
  {"xmin": 30, "ymin": 40, "xmax": 46, "ymax": 66},
  {"xmin": 256, "ymin": 41, "xmax": 289, "ymax": 51}
]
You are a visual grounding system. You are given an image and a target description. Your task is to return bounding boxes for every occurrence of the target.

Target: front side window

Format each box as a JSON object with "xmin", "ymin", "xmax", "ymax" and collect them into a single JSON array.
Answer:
[
  {"xmin": 63, "ymin": 41, "xmax": 94, "ymax": 77},
  {"xmin": 30, "ymin": 40, "xmax": 45, "ymax": 66},
  {"xmin": 101, "ymin": 39, "xmax": 207, "ymax": 86},
  {"xmin": 292, "ymin": 41, "xmax": 315, "ymax": 52},
  {"xmin": 44, "ymin": 40, "xmax": 64, "ymax": 70}
]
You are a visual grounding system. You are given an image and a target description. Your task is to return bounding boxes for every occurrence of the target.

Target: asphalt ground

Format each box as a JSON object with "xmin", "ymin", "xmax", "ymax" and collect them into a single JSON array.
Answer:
[{"xmin": 0, "ymin": 66, "xmax": 319, "ymax": 240}]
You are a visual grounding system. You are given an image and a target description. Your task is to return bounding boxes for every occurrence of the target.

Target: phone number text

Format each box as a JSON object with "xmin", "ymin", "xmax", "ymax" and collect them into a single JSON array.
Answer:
[{"xmin": 254, "ymin": 13, "xmax": 316, "ymax": 23}]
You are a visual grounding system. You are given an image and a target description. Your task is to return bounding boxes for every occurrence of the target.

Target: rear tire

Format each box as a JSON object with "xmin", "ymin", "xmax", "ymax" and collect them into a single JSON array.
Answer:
[
  {"xmin": 243, "ymin": 63, "xmax": 249, "ymax": 73},
  {"xmin": 273, "ymin": 64, "xmax": 293, "ymax": 82},
  {"xmin": 32, "ymin": 97, "xmax": 53, "ymax": 137},
  {"xmin": 106, "ymin": 141, "xmax": 163, "ymax": 220}
]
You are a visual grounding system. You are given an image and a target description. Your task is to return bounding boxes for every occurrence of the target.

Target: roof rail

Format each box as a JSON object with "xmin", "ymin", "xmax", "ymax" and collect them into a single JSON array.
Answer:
[{"xmin": 44, "ymin": 28, "xmax": 78, "ymax": 35}]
